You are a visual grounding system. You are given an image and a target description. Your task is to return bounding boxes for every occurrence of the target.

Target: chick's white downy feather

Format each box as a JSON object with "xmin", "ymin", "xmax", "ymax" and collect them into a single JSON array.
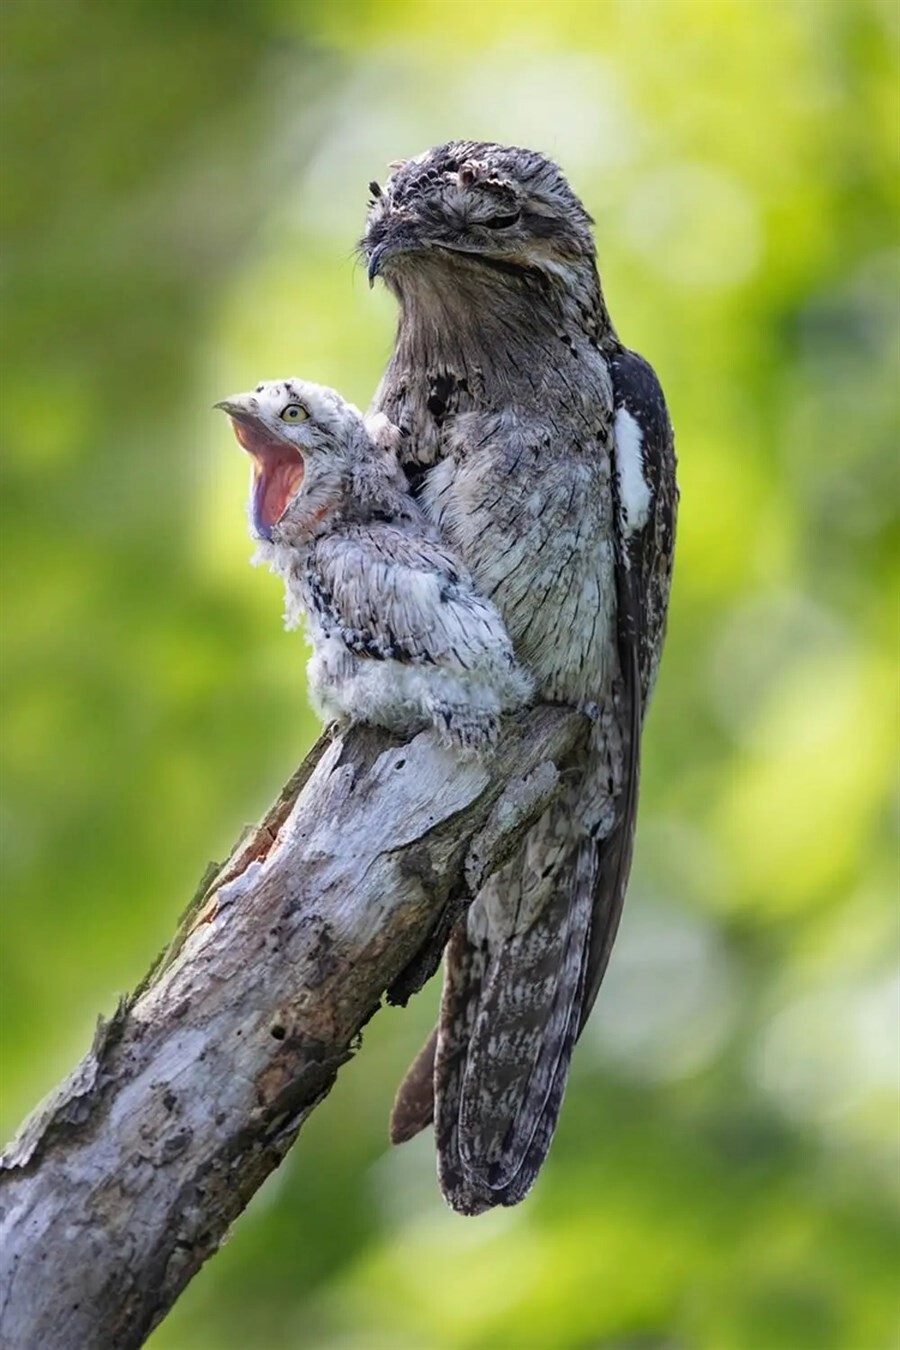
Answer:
[{"xmin": 219, "ymin": 377, "xmax": 532, "ymax": 750}]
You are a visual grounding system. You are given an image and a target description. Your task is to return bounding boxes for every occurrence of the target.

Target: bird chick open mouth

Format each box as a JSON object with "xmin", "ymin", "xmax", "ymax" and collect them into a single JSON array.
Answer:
[{"xmin": 219, "ymin": 408, "xmax": 305, "ymax": 539}]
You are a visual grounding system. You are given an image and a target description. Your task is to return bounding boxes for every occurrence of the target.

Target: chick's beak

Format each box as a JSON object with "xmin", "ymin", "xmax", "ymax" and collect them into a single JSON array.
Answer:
[{"xmin": 215, "ymin": 398, "xmax": 305, "ymax": 541}]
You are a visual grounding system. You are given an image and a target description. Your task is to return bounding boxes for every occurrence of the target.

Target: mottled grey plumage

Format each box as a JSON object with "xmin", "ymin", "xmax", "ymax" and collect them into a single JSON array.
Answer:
[
  {"xmin": 217, "ymin": 379, "xmax": 533, "ymax": 748},
  {"xmin": 363, "ymin": 141, "xmax": 677, "ymax": 1212}
]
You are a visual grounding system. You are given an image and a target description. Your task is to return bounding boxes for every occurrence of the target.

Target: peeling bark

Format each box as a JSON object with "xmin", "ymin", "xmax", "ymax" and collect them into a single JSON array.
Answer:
[{"xmin": 0, "ymin": 708, "xmax": 585, "ymax": 1350}]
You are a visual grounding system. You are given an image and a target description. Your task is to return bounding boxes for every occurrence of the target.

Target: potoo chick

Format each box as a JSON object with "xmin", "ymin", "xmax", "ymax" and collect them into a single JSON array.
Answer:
[
  {"xmin": 216, "ymin": 379, "xmax": 533, "ymax": 748},
  {"xmin": 363, "ymin": 142, "xmax": 678, "ymax": 1213}
]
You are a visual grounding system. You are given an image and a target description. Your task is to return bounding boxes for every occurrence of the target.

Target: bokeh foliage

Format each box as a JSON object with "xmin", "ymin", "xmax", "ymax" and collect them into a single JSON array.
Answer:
[{"xmin": 1, "ymin": 1, "xmax": 897, "ymax": 1347}]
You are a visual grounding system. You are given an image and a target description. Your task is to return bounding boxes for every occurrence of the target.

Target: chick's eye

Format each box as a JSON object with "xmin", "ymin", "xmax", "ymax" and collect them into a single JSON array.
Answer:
[
  {"xmin": 481, "ymin": 211, "xmax": 521, "ymax": 230},
  {"xmin": 280, "ymin": 404, "xmax": 308, "ymax": 423}
]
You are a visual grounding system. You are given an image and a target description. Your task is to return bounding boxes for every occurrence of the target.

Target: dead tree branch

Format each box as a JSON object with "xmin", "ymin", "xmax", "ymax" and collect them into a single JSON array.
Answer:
[{"xmin": 0, "ymin": 708, "xmax": 586, "ymax": 1350}]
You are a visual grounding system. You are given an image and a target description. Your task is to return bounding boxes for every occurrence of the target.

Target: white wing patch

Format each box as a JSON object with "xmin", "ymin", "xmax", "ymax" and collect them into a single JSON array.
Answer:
[{"xmin": 614, "ymin": 406, "xmax": 652, "ymax": 536}]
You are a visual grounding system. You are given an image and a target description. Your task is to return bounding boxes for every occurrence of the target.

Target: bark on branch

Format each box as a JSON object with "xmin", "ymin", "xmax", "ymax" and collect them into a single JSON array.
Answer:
[{"xmin": 0, "ymin": 707, "xmax": 586, "ymax": 1350}]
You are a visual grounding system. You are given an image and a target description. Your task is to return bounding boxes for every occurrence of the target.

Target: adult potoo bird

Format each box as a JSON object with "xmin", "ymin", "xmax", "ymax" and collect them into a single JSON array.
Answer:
[
  {"xmin": 363, "ymin": 142, "xmax": 677, "ymax": 1214},
  {"xmin": 217, "ymin": 379, "xmax": 532, "ymax": 747}
]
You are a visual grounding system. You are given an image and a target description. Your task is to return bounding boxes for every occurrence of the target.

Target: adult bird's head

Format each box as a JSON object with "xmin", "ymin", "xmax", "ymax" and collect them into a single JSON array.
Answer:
[
  {"xmin": 216, "ymin": 379, "xmax": 369, "ymax": 542},
  {"xmin": 363, "ymin": 141, "xmax": 598, "ymax": 297}
]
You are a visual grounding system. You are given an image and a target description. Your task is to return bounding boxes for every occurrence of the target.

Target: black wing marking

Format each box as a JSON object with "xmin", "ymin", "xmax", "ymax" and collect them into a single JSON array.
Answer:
[
  {"xmin": 610, "ymin": 349, "xmax": 678, "ymax": 708},
  {"xmin": 581, "ymin": 347, "xmax": 678, "ymax": 1023}
]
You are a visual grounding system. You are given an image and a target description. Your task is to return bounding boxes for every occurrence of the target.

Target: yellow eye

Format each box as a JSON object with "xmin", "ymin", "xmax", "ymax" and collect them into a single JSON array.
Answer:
[{"xmin": 280, "ymin": 404, "xmax": 308, "ymax": 423}]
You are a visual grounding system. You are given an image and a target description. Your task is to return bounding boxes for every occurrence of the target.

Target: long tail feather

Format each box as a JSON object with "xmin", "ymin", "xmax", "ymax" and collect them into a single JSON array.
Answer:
[
  {"xmin": 434, "ymin": 923, "xmax": 492, "ymax": 1214},
  {"xmin": 457, "ymin": 840, "xmax": 595, "ymax": 1191},
  {"xmin": 429, "ymin": 813, "xmax": 599, "ymax": 1212}
]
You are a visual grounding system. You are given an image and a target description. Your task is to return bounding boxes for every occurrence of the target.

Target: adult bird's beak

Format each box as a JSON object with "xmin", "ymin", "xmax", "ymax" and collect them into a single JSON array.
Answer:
[
  {"xmin": 367, "ymin": 242, "xmax": 389, "ymax": 286},
  {"xmin": 365, "ymin": 216, "xmax": 431, "ymax": 287},
  {"xmin": 215, "ymin": 396, "xmax": 305, "ymax": 541}
]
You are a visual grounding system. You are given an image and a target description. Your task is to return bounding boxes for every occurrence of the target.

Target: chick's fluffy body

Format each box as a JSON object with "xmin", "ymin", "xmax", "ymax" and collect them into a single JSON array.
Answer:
[{"xmin": 242, "ymin": 380, "xmax": 533, "ymax": 748}]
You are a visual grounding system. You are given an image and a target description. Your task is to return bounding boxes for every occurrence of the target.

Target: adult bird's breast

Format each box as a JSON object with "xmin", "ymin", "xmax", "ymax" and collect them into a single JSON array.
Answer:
[{"xmin": 422, "ymin": 433, "xmax": 618, "ymax": 707}]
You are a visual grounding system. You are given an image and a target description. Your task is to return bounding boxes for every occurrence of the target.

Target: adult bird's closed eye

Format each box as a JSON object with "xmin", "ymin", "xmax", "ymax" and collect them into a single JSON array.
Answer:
[{"xmin": 363, "ymin": 141, "xmax": 678, "ymax": 1215}]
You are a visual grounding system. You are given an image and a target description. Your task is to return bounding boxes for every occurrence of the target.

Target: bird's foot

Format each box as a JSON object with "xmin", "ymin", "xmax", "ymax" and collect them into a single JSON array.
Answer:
[{"xmin": 432, "ymin": 705, "xmax": 499, "ymax": 754}]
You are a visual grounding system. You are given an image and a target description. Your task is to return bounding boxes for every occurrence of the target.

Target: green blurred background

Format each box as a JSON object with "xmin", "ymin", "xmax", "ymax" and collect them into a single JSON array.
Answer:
[{"xmin": 2, "ymin": 1, "xmax": 898, "ymax": 1346}]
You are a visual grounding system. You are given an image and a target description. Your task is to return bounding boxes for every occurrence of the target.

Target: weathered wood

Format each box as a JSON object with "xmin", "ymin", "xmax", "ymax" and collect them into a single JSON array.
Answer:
[{"xmin": 0, "ymin": 707, "xmax": 586, "ymax": 1350}]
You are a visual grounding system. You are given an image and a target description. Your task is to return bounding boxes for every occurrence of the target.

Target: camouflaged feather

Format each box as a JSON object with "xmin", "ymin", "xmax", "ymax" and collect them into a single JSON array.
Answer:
[{"xmin": 364, "ymin": 141, "xmax": 677, "ymax": 1213}]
